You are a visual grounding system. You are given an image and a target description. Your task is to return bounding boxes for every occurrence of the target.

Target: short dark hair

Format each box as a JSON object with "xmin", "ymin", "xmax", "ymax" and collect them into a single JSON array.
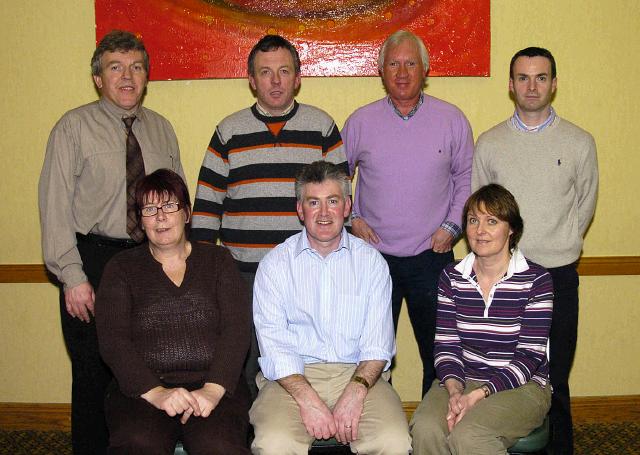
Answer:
[
  {"xmin": 462, "ymin": 184, "xmax": 524, "ymax": 251},
  {"xmin": 135, "ymin": 169, "xmax": 191, "ymax": 226},
  {"xmin": 247, "ymin": 35, "xmax": 301, "ymax": 76},
  {"xmin": 295, "ymin": 161, "xmax": 350, "ymax": 202},
  {"xmin": 509, "ymin": 47, "xmax": 556, "ymax": 80},
  {"xmin": 91, "ymin": 30, "xmax": 149, "ymax": 76}
]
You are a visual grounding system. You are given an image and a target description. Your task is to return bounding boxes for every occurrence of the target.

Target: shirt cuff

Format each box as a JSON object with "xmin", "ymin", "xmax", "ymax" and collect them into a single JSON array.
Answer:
[
  {"xmin": 61, "ymin": 265, "xmax": 89, "ymax": 290},
  {"xmin": 258, "ymin": 354, "xmax": 306, "ymax": 381},
  {"xmin": 440, "ymin": 221, "xmax": 462, "ymax": 239},
  {"xmin": 358, "ymin": 349, "xmax": 394, "ymax": 371}
]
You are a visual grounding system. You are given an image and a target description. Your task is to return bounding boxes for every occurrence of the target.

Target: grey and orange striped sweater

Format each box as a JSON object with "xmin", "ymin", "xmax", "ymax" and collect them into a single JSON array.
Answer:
[{"xmin": 191, "ymin": 102, "xmax": 349, "ymax": 272}]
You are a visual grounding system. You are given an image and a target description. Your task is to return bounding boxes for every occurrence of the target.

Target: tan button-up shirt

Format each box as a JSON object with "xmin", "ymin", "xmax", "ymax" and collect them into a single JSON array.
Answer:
[{"xmin": 39, "ymin": 97, "xmax": 184, "ymax": 289}]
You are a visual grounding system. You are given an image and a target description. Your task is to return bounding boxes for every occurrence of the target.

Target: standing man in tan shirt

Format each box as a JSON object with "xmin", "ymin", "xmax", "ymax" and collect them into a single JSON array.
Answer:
[{"xmin": 38, "ymin": 30, "xmax": 183, "ymax": 455}]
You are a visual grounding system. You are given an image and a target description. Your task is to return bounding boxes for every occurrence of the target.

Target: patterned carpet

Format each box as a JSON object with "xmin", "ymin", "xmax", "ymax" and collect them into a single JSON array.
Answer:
[
  {"xmin": 0, "ymin": 423, "xmax": 638, "ymax": 454},
  {"xmin": 573, "ymin": 422, "xmax": 640, "ymax": 454}
]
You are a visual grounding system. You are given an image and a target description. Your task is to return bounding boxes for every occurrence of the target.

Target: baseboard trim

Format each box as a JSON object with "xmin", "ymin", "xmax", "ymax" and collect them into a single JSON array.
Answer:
[
  {"xmin": 0, "ymin": 403, "xmax": 70, "ymax": 431},
  {"xmin": 2, "ymin": 395, "xmax": 638, "ymax": 431},
  {"xmin": 569, "ymin": 395, "xmax": 640, "ymax": 423}
]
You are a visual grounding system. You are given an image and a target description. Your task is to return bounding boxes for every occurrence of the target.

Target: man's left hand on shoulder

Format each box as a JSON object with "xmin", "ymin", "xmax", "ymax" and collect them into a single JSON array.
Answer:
[{"xmin": 431, "ymin": 227, "xmax": 454, "ymax": 253}]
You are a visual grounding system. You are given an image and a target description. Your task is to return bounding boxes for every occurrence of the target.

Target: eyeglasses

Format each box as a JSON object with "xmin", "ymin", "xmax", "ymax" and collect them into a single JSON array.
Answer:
[{"xmin": 140, "ymin": 202, "xmax": 181, "ymax": 217}]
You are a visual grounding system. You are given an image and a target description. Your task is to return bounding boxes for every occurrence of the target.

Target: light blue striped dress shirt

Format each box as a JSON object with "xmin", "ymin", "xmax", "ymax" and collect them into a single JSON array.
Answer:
[
  {"xmin": 511, "ymin": 106, "xmax": 556, "ymax": 132},
  {"xmin": 253, "ymin": 228, "xmax": 396, "ymax": 381}
]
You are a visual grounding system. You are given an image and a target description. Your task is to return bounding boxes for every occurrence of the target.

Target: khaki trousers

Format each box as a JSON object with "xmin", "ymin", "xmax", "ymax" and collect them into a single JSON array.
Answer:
[
  {"xmin": 250, "ymin": 363, "xmax": 412, "ymax": 455},
  {"xmin": 410, "ymin": 379, "xmax": 551, "ymax": 455}
]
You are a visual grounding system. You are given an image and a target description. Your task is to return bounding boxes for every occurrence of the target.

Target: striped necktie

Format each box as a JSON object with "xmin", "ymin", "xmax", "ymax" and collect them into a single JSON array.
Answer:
[{"xmin": 123, "ymin": 116, "xmax": 146, "ymax": 242}]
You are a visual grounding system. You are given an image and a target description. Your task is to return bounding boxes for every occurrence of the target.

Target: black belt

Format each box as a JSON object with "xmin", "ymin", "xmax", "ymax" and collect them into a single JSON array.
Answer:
[{"xmin": 76, "ymin": 232, "xmax": 140, "ymax": 249}]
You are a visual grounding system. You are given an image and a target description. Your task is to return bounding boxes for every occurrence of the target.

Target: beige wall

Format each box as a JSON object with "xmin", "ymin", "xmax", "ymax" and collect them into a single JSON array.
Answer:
[{"xmin": 1, "ymin": 0, "xmax": 639, "ymax": 402}]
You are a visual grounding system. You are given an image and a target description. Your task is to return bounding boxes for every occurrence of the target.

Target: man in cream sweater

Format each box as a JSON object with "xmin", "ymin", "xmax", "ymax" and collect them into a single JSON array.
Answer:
[{"xmin": 473, "ymin": 47, "xmax": 598, "ymax": 455}]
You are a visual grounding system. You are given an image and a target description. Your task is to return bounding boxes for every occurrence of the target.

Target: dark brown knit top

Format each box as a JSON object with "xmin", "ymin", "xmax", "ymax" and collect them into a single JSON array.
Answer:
[{"xmin": 96, "ymin": 242, "xmax": 250, "ymax": 398}]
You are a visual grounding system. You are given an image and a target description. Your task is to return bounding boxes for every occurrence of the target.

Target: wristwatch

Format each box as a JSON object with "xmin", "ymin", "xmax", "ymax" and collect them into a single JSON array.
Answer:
[
  {"xmin": 351, "ymin": 375, "xmax": 371, "ymax": 389},
  {"xmin": 481, "ymin": 384, "xmax": 492, "ymax": 398}
]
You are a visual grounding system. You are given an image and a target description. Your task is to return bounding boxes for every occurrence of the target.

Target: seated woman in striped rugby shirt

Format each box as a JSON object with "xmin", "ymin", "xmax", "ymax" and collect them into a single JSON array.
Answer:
[{"xmin": 409, "ymin": 184, "xmax": 553, "ymax": 455}]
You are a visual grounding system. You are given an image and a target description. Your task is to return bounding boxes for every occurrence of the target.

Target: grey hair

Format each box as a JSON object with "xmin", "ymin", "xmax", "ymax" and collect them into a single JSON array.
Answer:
[
  {"xmin": 295, "ymin": 161, "xmax": 350, "ymax": 202},
  {"xmin": 378, "ymin": 30, "xmax": 430, "ymax": 72}
]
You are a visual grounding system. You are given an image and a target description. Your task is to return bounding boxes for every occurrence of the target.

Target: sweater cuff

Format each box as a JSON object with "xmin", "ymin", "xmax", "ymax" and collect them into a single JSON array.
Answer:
[{"xmin": 205, "ymin": 369, "xmax": 239, "ymax": 397}]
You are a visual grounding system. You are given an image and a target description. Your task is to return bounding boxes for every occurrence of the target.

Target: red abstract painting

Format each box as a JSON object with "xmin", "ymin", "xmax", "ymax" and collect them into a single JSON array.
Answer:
[{"xmin": 95, "ymin": 0, "xmax": 490, "ymax": 80}]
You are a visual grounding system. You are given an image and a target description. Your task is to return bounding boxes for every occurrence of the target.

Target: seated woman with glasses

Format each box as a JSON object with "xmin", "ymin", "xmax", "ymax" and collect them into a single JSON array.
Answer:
[
  {"xmin": 410, "ymin": 184, "xmax": 553, "ymax": 455},
  {"xmin": 96, "ymin": 169, "xmax": 251, "ymax": 454}
]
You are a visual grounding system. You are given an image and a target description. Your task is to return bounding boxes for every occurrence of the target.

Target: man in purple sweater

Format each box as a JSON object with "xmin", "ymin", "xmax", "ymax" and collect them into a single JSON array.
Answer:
[{"xmin": 342, "ymin": 30, "xmax": 474, "ymax": 397}]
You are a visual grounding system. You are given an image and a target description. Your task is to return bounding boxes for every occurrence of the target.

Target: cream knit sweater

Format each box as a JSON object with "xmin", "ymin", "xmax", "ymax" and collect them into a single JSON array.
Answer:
[{"xmin": 472, "ymin": 116, "xmax": 598, "ymax": 268}]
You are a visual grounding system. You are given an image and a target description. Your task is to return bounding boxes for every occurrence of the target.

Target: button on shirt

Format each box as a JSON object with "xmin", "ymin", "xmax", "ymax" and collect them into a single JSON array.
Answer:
[{"xmin": 253, "ymin": 228, "xmax": 395, "ymax": 381}]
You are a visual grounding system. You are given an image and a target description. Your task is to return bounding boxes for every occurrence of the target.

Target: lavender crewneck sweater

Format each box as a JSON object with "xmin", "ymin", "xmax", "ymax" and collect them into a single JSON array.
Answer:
[{"xmin": 343, "ymin": 96, "xmax": 474, "ymax": 257}]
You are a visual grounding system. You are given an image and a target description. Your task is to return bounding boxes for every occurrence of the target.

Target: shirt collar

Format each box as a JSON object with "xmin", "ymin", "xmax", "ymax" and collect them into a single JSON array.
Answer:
[
  {"xmin": 511, "ymin": 106, "xmax": 556, "ymax": 132},
  {"xmin": 295, "ymin": 227, "xmax": 350, "ymax": 258},
  {"xmin": 454, "ymin": 248, "xmax": 529, "ymax": 279},
  {"xmin": 256, "ymin": 100, "xmax": 296, "ymax": 117},
  {"xmin": 388, "ymin": 93, "xmax": 424, "ymax": 121},
  {"xmin": 99, "ymin": 96, "xmax": 141, "ymax": 119}
]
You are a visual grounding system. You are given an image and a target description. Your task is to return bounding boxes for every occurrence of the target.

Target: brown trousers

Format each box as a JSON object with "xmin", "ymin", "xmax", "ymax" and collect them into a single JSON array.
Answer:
[{"xmin": 410, "ymin": 379, "xmax": 551, "ymax": 455}]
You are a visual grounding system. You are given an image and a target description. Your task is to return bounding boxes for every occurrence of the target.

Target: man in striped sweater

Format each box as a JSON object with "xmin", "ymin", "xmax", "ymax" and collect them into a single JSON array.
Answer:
[{"xmin": 191, "ymin": 35, "xmax": 348, "ymax": 399}]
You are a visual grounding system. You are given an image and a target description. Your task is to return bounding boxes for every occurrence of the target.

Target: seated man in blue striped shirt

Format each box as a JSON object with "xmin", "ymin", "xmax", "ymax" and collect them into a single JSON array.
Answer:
[{"xmin": 250, "ymin": 161, "xmax": 412, "ymax": 455}]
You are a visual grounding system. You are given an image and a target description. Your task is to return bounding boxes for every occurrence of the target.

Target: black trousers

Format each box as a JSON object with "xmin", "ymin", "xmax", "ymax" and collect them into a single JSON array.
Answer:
[
  {"xmin": 382, "ymin": 249, "xmax": 455, "ymax": 397},
  {"xmin": 59, "ymin": 234, "xmax": 137, "ymax": 455},
  {"xmin": 239, "ymin": 271, "xmax": 260, "ymax": 402},
  {"xmin": 547, "ymin": 263, "xmax": 579, "ymax": 455}
]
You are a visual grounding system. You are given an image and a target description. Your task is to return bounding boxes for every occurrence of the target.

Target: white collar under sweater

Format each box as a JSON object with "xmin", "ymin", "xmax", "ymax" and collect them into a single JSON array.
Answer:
[{"xmin": 454, "ymin": 248, "xmax": 529, "ymax": 280}]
